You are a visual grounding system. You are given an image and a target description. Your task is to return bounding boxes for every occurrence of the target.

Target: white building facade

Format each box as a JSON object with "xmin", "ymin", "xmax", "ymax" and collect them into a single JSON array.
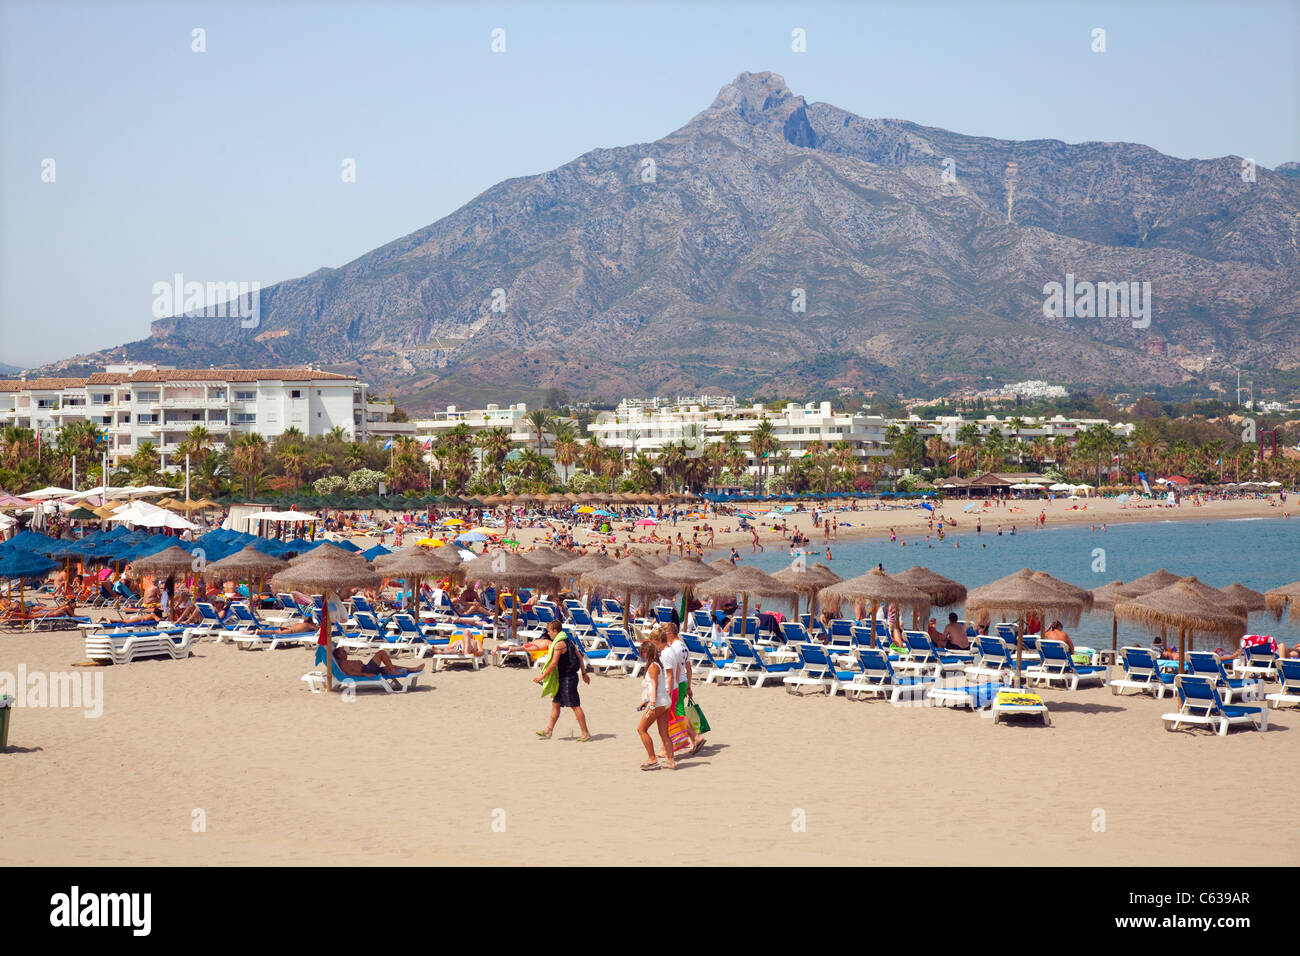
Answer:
[{"xmin": 0, "ymin": 365, "xmax": 412, "ymax": 470}]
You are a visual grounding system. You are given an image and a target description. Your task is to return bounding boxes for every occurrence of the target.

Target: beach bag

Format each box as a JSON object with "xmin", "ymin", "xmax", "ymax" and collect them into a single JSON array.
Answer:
[
  {"xmin": 685, "ymin": 696, "xmax": 711, "ymax": 734},
  {"xmin": 668, "ymin": 713, "xmax": 692, "ymax": 753}
]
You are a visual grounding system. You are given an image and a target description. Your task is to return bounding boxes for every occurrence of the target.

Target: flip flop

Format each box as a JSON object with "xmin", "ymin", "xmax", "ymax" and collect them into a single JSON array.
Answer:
[
  {"xmin": 576, "ymin": 736, "xmax": 593, "ymax": 742},
  {"xmin": 689, "ymin": 738, "xmax": 706, "ymax": 756},
  {"xmin": 535, "ymin": 730, "xmax": 552, "ymax": 739},
  {"xmin": 639, "ymin": 761, "xmax": 660, "ymax": 771}
]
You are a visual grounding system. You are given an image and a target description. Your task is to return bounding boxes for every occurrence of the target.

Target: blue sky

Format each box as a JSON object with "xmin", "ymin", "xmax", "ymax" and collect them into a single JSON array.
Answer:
[{"xmin": 2, "ymin": 0, "xmax": 1296, "ymax": 368}]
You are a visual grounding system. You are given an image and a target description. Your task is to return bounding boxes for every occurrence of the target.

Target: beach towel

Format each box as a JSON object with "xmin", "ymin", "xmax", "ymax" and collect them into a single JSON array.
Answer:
[
  {"xmin": 668, "ymin": 713, "xmax": 692, "ymax": 752},
  {"xmin": 536, "ymin": 635, "xmax": 566, "ymax": 699}
]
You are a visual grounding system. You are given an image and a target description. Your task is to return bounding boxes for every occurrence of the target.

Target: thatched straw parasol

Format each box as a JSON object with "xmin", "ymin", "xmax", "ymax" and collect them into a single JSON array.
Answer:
[
  {"xmin": 553, "ymin": 551, "xmax": 616, "ymax": 584},
  {"xmin": 1264, "ymin": 581, "xmax": 1300, "ymax": 623},
  {"xmin": 893, "ymin": 566, "xmax": 967, "ymax": 610},
  {"xmin": 204, "ymin": 546, "xmax": 290, "ymax": 605},
  {"xmin": 271, "ymin": 556, "xmax": 383, "ymax": 691},
  {"xmin": 130, "ymin": 545, "xmax": 200, "ymax": 578},
  {"xmin": 374, "ymin": 549, "xmax": 458, "ymax": 615},
  {"xmin": 472, "ymin": 552, "xmax": 559, "ymax": 640},
  {"xmin": 287, "ymin": 542, "xmax": 363, "ymax": 566},
  {"xmin": 893, "ymin": 565, "xmax": 966, "ymax": 627},
  {"xmin": 654, "ymin": 556, "xmax": 721, "ymax": 625},
  {"xmin": 1030, "ymin": 571, "xmax": 1095, "ymax": 615},
  {"xmin": 520, "ymin": 547, "xmax": 576, "ymax": 570},
  {"xmin": 638, "ymin": 553, "xmax": 669, "ymax": 567},
  {"xmin": 817, "ymin": 567, "xmax": 931, "ymax": 646},
  {"xmin": 1220, "ymin": 583, "xmax": 1267, "ymax": 615},
  {"xmin": 656, "ymin": 556, "xmax": 719, "ymax": 587},
  {"xmin": 709, "ymin": 558, "xmax": 735, "ymax": 573},
  {"xmin": 697, "ymin": 565, "xmax": 798, "ymax": 643},
  {"xmin": 123, "ymin": 544, "xmax": 199, "ymax": 617},
  {"xmin": 1123, "ymin": 568, "xmax": 1181, "ymax": 595},
  {"xmin": 966, "ymin": 569, "xmax": 1084, "ymax": 680},
  {"xmin": 772, "ymin": 561, "xmax": 843, "ymax": 619},
  {"xmin": 580, "ymin": 556, "xmax": 678, "ymax": 631},
  {"xmin": 1115, "ymin": 580, "xmax": 1247, "ymax": 670},
  {"xmin": 1088, "ymin": 579, "xmax": 1143, "ymax": 654},
  {"xmin": 1177, "ymin": 576, "xmax": 1248, "ymax": 619}
]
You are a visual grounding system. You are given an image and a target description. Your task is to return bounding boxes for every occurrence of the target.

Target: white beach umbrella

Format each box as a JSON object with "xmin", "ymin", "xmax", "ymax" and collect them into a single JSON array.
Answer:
[{"xmin": 23, "ymin": 486, "xmax": 76, "ymax": 500}]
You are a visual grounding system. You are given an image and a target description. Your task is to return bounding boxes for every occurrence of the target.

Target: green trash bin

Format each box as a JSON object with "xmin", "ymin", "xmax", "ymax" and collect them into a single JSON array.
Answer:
[{"xmin": 0, "ymin": 694, "xmax": 12, "ymax": 752}]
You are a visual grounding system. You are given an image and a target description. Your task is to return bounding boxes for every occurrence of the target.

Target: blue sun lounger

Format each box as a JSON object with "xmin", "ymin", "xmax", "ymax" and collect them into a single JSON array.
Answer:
[
  {"xmin": 841, "ymin": 646, "xmax": 935, "ymax": 703},
  {"xmin": 1109, "ymin": 646, "xmax": 1177, "ymax": 698},
  {"xmin": 1186, "ymin": 652, "xmax": 1257, "ymax": 705},
  {"xmin": 1162, "ymin": 675, "xmax": 1267, "ymax": 735},
  {"xmin": 1025, "ymin": 639, "xmax": 1108, "ymax": 690}
]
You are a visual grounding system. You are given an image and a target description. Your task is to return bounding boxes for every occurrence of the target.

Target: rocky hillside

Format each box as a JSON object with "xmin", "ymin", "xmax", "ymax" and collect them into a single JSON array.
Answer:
[{"xmin": 54, "ymin": 71, "xmax": 1300, "ymax": 409}]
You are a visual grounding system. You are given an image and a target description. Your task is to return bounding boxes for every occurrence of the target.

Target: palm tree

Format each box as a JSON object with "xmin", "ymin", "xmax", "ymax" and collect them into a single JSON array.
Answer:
[
  {"xmin": 230, "ymin": 433, "xmax": 266, "ymax": 498},
  {"xmin": 476, "ymin": 426, "xmax": 513, "ymax": 491},
  {"xmin": 749, "ymin": 418, "xmax": 778, "ymax": 496},
  {"xmin": 524, "ymin": 410, "xmax": 552, "ymax": 454},
  {"xmin": 551, "ymin": 422, "xmax": 580, "ymax": 486}
]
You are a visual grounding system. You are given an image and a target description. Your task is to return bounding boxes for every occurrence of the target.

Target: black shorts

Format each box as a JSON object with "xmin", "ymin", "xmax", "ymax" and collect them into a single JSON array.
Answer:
[
  {"xmin": 555, "ymin": 672, "xmax": 581, "ymax": 708},
  {"xmin": 361, "ymin": 660, "xmax": 382, "ymax": 675}
]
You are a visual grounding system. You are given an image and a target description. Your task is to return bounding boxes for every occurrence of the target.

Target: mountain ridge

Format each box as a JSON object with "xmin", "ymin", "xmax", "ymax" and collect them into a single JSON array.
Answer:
[{"xmin": 39, "ymin": 70, "xmax": 1300, "ymax": 410}]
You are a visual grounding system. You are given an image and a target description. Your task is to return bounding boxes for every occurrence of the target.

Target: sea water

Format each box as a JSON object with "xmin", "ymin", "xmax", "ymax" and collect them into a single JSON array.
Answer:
[{"xmin": 728, "ymin": 517, "xmax": 1300, "ymax": 649}]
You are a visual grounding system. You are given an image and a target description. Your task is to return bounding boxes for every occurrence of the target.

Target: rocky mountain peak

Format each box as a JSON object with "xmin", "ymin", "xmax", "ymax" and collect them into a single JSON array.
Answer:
[{"xmin": 703, "ymin": 70, "xmax": 818, "ymax": 147}]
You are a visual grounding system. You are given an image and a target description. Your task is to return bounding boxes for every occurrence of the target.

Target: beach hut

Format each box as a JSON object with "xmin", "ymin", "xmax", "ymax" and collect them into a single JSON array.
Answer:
[
  {"xmin": 817, "ymin": 567, "xmax": 930, "ymax": 646},
  {"xmin": 1115, "ymin": 581, "xmax": 1247, "ymax": 670},
  {"xmin": 271, "ymin": 556, "xmax": 382, "ymax": 690},
  {"xmin": 966, "ymin": 569, "xmax": 1084, "ymax": 679}
]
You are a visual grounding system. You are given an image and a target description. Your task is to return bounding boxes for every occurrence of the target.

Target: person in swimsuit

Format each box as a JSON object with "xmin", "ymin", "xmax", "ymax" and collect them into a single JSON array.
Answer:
[{"xmin": 332, "ymin": 646, "xmax": 425, "ymax": 679}]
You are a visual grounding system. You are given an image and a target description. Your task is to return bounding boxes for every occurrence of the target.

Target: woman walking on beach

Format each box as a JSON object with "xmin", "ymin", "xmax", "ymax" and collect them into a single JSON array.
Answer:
[
  {"xmin": 636, "ymin": 639, "xmax": 675, "ymax": 771},
  {"xmin": 533, "ymin": 619, "xmax": 592, "ymax": 741}
]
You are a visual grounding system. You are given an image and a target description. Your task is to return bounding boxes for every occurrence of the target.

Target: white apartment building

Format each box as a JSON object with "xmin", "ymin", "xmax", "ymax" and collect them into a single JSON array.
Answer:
[
  {"xmin": 0, "ymin": 365, "xmax": 412, "ymax": 470},
  {"xmin": 413, "ymin": 404, "xmax": 535, "ymax": 446},
  {"xmin": 904, "ymin": 414, "xmax": 1135, "ymax": 445},
  {"xmin": 588, "ymin": 399, "xmax": 894, "ymax": 466}
]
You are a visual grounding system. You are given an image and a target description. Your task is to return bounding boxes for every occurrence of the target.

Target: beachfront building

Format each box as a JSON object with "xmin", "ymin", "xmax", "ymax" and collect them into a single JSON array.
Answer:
[
  {"xmin": 904, "ymin": 414, "xmax": 1135, "ymax": 445},
  {"xmin": 587, "ymin": 398, "xmax": 894, "ymax": 468},
  {"xmin": 413, "ymin": 403, "xmax": 536, "ymax": 446},
  {"xmin": 0, "ymin": 365, "xmax": 412, "ymax": 470}
]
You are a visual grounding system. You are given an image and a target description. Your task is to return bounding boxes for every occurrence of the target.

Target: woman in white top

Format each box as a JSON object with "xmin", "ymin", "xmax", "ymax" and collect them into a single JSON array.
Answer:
[{"xmin": 635, "ymin": 639, "xmax": 675, "ymax": 771}]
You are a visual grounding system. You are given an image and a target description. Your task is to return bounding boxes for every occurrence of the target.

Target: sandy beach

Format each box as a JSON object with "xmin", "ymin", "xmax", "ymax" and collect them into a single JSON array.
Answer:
[
  {"xmin": 443, "ymin": 494, "xmax": 1293, "ymax": 560},
  {"xmin": 2, "ymin": 612, "xmax": 1296, "ymax": 866}
]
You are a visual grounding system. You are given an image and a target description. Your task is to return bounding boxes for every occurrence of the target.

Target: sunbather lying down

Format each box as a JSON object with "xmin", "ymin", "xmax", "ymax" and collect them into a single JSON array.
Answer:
[
  {"xmin": 332, "ymin": 646, "xmax": 425, "ymax": 678},
  {"xmin": 5, "ymin": 601, "xmax": 77, "ymax": 620},
  {"xmin": 430, "ymin": 634, "xmax": 484, "ymax": 656},
  {"xmin": 258, "ymin": 619, "xmax": 316, "ymax": 635}
]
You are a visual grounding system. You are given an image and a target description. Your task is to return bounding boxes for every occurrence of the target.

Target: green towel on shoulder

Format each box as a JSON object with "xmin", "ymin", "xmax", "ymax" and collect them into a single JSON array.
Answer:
[{"xmin": 537, "ymin": 635, "xmax": 566, "ymax": 698}]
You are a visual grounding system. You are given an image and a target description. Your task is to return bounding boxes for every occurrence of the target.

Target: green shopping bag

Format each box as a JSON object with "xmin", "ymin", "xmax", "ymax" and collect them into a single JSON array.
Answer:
[{"xmin": 686, "ymin": 696, "xmax": 711, "ymax": 734}]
